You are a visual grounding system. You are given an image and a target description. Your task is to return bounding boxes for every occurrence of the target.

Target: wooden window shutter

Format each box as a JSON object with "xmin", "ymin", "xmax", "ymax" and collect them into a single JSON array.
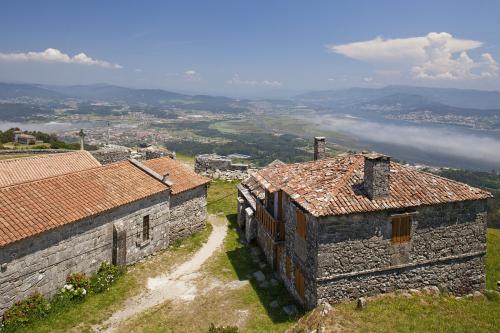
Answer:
[
  {"xmin": 391, "ymin": 216, "xmax": 411, "ymax": 243},
  {"xmin": 296, "ymin": 209, "xmax": 306, "ymax": 239},
  {"xmin": 286, "ymin": 256, "xmax": 292, "ymax": 279},
  {"xmin": 294, "ymin": 266, "xmax": 305, "ymax": 300}
]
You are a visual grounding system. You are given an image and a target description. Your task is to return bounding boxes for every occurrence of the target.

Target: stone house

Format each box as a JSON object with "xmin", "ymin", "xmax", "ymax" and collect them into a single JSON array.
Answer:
[
  {"xmin": 13, "ymin": 133, "xmax": 36, "ymax": 145},
  {"xmin": 237, "ymin": 143, "xmax": 492, "ymax": 309},
  {"xmin": 0, "ymin": 152, "xmax": 209, "ymax": 316}
]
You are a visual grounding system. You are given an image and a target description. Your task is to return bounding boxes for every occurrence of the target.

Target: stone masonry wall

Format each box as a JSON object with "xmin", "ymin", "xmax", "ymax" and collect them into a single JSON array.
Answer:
[
  {"xmin": 280, "ymin": 193, "xmax": 319, "ymax": 309},
  {"xmin": 90, "ymin": 149, "xmax": 130, "ymax": 165},
  {"xmin": 316, "ymin": 199, "xmax": 488, "ymax": 304},
  {"xmin": 0, "ymin": 191, "xmax": 171, "ymax": 316},
  {"xmin": 169, "ymin": 185, "xmax": 207, "ymax": 243}
]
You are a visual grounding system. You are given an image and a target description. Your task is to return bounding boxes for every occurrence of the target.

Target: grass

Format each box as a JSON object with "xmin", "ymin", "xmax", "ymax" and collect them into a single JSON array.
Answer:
[
  {"xmin": 486, "ymin": 228, "xmax": 500, "ymax": 290},
  {"xmin": 174, "ymin": 152, "xmax": 195, "ymax": 167},
  {"xmin": 292, "ymin": 291, "xmax": 500, "ymax": 333},
  {"xmin": 8, "ymin": 225, "xmax": 212, "ymax": 333}
]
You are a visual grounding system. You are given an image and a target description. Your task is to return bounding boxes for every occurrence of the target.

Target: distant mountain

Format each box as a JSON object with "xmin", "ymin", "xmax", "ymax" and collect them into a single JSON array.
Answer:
[
  {"xmin": 0, "ymin": 82, "xmax": 68, "ymax": 100},
  {"xmin": 45, "ymin": 84, "xmax": 187, "ymax": 104},
  {"xmin": 358, "ymin": 93, "xmax": 500, "ymax": 117},
  {"xmin": 295, "ymin": 85, "xmax": 500, "ymax": 110},
  {"xmin": 0, "ymin": 82, "xmax": 250, "ymax": 113}
]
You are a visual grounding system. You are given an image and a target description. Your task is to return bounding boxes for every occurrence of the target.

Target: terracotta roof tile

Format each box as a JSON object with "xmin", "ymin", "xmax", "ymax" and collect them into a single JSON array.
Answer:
[
  {"xmin": 0, "ymin": 151, "xmax": 101, "ymax": 188},
  {"xmin": 0, "ymin": 161, "xmax": 169, "ymax": 248},
  {"xmin": 143, "ymin": 157, "xmax": 210, "ymax": 195},
  {"xmin": 243, "ymin": 154, "xmax": 492, "ymax": 217}
]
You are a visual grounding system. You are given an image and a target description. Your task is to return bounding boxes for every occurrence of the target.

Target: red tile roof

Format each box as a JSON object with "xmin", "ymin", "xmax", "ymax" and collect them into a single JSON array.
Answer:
[
  {"xmin": 143, "ymin": 157, "xmax": 210, "ymax": 195},
  {"xmin": 243, "ymin": 154, "xmax": 492, "ymax": 217},
  {"xmin": 0, "ymin": 151, "xmax": 101, "ymax": 188},
  {"xmin": 0, "ymin": 161, "xmax": 169, "ymax": 248}
]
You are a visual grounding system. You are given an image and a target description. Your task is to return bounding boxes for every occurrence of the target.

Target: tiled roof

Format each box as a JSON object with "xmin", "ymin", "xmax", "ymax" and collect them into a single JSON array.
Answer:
[
  {"xmin": 243, "ymin": 154, "xmax": 492, "ymax": 217},
  {"xmin": 0, "ymin": 151, "xmax": 101, "ymax": 188},
  {"xmin": 143, "ymin": 157, "xmax": 210, "ymax": 195},
  {"xmin": 0, "ymin": 161, "xmax": 169, "ymax": 248}
]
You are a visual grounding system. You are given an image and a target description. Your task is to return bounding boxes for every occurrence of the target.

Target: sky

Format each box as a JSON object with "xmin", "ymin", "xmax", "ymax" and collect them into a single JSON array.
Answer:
[{"xmin": 0, "ymin": 0, "xmax": 499, "ymax": 97}]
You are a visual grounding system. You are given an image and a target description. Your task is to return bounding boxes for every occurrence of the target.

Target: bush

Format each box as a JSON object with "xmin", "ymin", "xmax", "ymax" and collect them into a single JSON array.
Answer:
[
  {"xmin": 89, "ymin": 261, "xmax": 124, "ymax": 293},
  {"xmin": 2, "ymin": 293, "xmax": 50, "ymax": 328},
  {"xmin": 61, "ymin": 272, "xmax": 90, "ymax": 300},
  {"xmin": 207, "ymin": 323, "xmax": 239, "ymax": 333}
]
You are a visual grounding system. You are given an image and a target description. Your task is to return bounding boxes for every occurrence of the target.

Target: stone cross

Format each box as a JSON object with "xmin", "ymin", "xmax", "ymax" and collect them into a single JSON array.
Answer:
[{"xmin": 78, "ymin": 129, "xmax": 86, "ymax": 151}]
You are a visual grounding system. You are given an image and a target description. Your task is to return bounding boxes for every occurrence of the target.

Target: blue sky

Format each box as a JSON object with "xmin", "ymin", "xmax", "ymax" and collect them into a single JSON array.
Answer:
[{"xmin": 0, "ymin": 0, "xmax": 499, "ymax": 97}]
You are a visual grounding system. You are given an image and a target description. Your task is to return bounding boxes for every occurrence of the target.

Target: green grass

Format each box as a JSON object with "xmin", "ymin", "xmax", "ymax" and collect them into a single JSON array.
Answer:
[
  {"xmin": 486, "ymin": 228, "xmax": 500, "ymax": 290},
  {"xmin": 7, "ymin": 225, "xmax": 213, "ymax": 333}
]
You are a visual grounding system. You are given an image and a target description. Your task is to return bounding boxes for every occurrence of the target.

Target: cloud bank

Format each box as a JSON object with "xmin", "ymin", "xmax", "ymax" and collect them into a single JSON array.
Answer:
[
  {"xmin": 0, "ymin": 48, "xmax": 122, "ymax": 69},
  {"xmin": 227, "ymin": 74, "xmax": 282, "ymax": 87},
  {"xmin": 318, "ymin": 115, "xmax": 500, "ymax": 166},
  {"xmin": 328, "ymin": 32, "xmax": 498, "ymax": 80}
]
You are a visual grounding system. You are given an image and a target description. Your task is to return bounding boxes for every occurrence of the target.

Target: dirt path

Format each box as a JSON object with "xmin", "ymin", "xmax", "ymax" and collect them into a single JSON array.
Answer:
[{"xmin": 98, "ymin": 215, "xmax": 228, "ymax": 332}]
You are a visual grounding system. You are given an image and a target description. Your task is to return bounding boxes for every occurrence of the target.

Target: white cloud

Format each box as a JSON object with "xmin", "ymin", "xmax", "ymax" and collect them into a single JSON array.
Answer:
[
  {"xmin": 183, "ymin": 69, "xmax": 201, "ymax": 81},
  {"xmin": 328, "ymin": 32, "xmax": 498, "ymax": 80},
  {"xmin": 363, "ymin": 77, "xmax": 373, "ymax": 82},
  {"xmin": 0, "ymin": 48, "xmax": 122, "ymax": 69},
  {"xmin": 227, "ymin": 74, "xmax": 282, "ymax": 87}
]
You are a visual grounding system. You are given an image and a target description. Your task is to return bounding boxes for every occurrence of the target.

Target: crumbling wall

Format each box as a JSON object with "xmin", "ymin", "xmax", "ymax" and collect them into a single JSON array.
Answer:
[{"xmin": 194, "ymin": 154, "xmax": 249, "ymax": 180}]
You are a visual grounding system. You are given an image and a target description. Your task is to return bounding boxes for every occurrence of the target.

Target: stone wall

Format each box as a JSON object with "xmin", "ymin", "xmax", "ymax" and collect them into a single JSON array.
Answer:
[
  {"xmin": 281, "ymin": 193, "xmax": 319, "ymax": 309},
  {"xmin": 169, "ymin": 185, "xmax": 207, "ymax": 242},
  {"xmin": 91, "ymin": 149, "xmax": 131, "ymax": 165},
  {"xmin": 315, "ymin": 199, "xmax": 488, "ymax": 304},
  {"xmin": 0, "ymin": 191, "xmax": 170, "ymax": 315},
  {"xmin": 194, "ymin": 154, "xmax": 249, "ymax": 180}
]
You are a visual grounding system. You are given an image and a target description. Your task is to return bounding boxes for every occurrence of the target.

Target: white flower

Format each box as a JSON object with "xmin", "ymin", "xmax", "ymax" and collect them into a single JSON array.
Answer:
[{"xmin": 82, "ymin": 288, "xmax": 87, "ymax": 295}]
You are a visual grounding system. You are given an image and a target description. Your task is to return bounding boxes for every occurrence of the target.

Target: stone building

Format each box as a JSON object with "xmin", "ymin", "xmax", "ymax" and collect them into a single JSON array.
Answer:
[
  {"xmin": 0, "ymin": 152, "xmax": 209, "ymax": 316},
  {"xmin": 194, "ymin": 154, "xmax": 249, "ymax": 180},
  {"xmin": 13, "ymin": 133, "xmax": 36, "ymax": 145},
  {"xmin": 237, "ymin": 150, "xmax": 492, "ymax": 309}
]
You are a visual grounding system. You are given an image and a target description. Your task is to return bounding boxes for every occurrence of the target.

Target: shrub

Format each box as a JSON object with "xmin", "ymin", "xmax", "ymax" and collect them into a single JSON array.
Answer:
[
  {"xmin": 2, "ymin": 293, "xmax": 50, "ymax": 328},
  {"xmin": 207, "ymin": 323, "xmax": 239, "ymax": 333},
  {"xmin": 62, "ymin": 272, "xmax": 90, "ymax": 300},
  {"xmin": 89, "ymin": 261, "xmax": 124, "ymax": 293}
]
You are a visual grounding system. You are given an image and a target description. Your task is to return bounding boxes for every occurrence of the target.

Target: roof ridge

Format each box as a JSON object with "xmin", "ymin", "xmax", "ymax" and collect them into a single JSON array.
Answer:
[
  {"xmin": 128, "ymin": 158, "xmax": 173, "ymax": 187},
  {"xmin": 0, "ymin": 150, "xmax": 86, "ymax": 164},
  {"xmin": 0, "ymin": 161, "xmax": 120, "ymax": 190}
]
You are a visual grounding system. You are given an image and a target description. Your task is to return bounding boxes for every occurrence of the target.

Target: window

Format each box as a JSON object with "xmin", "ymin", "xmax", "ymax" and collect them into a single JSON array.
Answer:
[
  {"xmin": 286, "ymin": 256, "xmax": 292, "ymax": 280},
  {"xmin": 391, "ymin": 215, "xmax": 411, "ymax": 243},
  {"xmin": 296, "ymin": 209, "xmax": 306, "ymax": 239},
  {"xmin": 142, "ymin": 215, "xmax": 150, "ymax": 241},
  {"xmin": 294, "ymin": 266, "xmax": 305, "ymax": 300}
]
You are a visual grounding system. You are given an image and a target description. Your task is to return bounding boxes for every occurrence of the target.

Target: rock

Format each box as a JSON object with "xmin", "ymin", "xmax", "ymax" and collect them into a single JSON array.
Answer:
[
  {"xmin": 409, "ymin": 288, "xmax": 421, "ymax": 295},
  {"xmin": 270, "ymin": 278, "xmax": 279, "ymax": 287},
  {"xmin": 357, "ymin": 297, "xmax": 367, "ymax": 309},
  {"xmin": 283, "ymin": 304, "xmax": 298, "ymax": 316},
  {"xmin": 269, "ymin": 300, "xmax": 279, "ymax": 308},
  {"xmin": 259, "ymin": 262, "xmax": 267, "ymax": 269},
  {"xmin": 423, "ymin": 286, "xmax": 440, "ymax": 295},
  {"xmin": 253, "ymin": 271, "xmax": 266, "ymax": 282},
  {"xmin": 472, "ymin": 291, "xmax": 484, "ymax": 299},
  {"xmin": 319, "ymin": 302, "xmax": 332, "ymax": 316}
]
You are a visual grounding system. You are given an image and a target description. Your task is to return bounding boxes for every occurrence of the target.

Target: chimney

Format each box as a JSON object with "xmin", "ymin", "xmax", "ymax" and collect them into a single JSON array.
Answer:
[
  {"xmin": 314, "ymin": 137, "xmax": 326, "ymax": 161},
  {"xmin": 363, "ymin": 153, "xmax": 391, "ymax": 199}
]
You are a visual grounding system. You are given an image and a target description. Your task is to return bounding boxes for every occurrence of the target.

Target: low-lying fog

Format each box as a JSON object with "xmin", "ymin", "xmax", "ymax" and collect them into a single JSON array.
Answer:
[{"xmin": 314, "ymin": 115, "xmax": 500, "ymax": 171}]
